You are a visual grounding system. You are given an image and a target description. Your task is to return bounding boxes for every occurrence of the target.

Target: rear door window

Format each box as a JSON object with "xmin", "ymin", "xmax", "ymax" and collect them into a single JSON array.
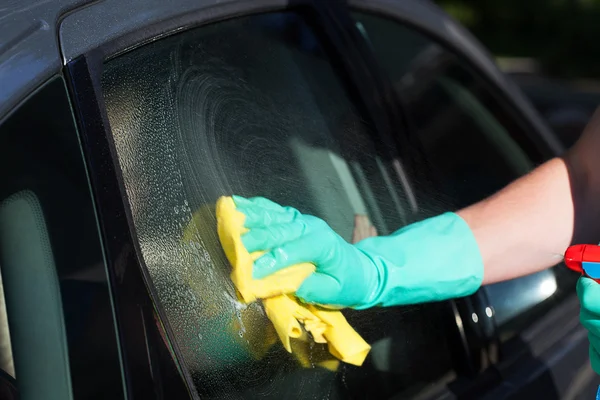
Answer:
[{"xmin": 100, "ymin": 11, "xmax": 458, "ymax": 399}]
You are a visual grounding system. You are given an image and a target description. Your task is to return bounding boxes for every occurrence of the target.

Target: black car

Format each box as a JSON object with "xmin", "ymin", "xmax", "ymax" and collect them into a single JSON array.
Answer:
[{"xmin": 0, "ymin": 0, "xmax": 598, "ymax": 399}]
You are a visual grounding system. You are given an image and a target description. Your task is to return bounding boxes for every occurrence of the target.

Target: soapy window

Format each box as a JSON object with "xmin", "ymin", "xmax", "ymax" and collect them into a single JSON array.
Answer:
[
  {"xmin": 353, "ymin": 12, "xmax": 579, "ymax": 342},
  {"xmin": 101, "ymin": 11, "xmax": 457, "ymax": 399}
]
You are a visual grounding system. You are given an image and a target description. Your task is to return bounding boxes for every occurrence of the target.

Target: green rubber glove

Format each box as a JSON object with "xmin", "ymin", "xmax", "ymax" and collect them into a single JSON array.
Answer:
[
  {"xmin": 233, "ymin": 195, "xmax": 484, "ymax": 309},
  {"xmin": 577, "ymin": 277, "xmax": 600, "ymax": 373}
]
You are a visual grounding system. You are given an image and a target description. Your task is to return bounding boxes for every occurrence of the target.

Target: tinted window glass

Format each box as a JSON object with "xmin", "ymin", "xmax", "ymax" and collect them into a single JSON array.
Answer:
[
  {"xmin": 101, "ymin": 11, "xmax": 459, "ymax": 399},
  {"xmin": 353, "ymin": 13, "xmax": 578, "ymax": 341},
  {"xmin": 0, "ymin": 77, "xmax": 124, "ymax": 399}
]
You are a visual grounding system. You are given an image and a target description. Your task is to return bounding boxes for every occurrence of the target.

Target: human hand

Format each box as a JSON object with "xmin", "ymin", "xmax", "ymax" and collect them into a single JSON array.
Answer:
[
  {"xmin": 352, "ymin": 214, "xmax": 378, "ymax": 243},
  {"xmin": 233, "ymin": 196, "xmax": 381, "ymax": 308}
]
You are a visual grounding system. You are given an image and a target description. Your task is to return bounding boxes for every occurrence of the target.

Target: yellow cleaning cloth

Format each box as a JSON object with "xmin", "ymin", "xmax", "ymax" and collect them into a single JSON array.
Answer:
[
  {"xmin": 181, "ymin": 203, "xmax": 334, "ymax": 370},
  {"xmin": 216, "ymin": 196, "xmax": 371, "ymax": 366}
]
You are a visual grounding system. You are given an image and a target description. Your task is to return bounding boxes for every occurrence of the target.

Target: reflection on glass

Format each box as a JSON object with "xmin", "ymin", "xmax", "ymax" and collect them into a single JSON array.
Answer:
[
  {"xmin": 483, "ymin": 269, "xmax": 558, "ymax": 328},
  {"xmin": 485, "ymin": 306, "xmax": 493, "ymax": 318},
  {"xmin": 539, "ymin": 276, "xmax": 559, "ymax": 298}
]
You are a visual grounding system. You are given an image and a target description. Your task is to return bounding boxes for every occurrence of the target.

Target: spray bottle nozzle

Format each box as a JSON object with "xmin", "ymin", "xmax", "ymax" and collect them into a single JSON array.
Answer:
[{"xmin": 564, "ymin": 244, "xmax": 600, "ymax": 281}]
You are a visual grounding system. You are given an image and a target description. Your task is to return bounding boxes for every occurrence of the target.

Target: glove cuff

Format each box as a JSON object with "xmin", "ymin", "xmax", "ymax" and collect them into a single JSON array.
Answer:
[{"xmin": 354, "ymin": 212, "xmax": 484, "ymax": 309}]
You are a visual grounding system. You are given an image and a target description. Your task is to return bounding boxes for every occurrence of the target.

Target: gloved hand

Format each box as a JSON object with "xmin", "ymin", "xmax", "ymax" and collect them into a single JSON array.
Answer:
[
  {"xmin": 233, "ymin": 195, "xmax": 484, "ymax": 309},
  {"xmin": 577, "ymin": 277, "xmax": 600, "ymax": 373}
]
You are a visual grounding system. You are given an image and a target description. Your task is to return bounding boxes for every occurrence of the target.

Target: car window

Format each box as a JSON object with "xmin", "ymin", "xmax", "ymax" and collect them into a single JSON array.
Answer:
[
  {"xmin": 0, "ymin": 77, "xmax": 125, "ymax": 399},
  {"xmin": 353, "ymin": 12, "xmax": 578, "ymax": 342},
  {"xmin": 100, "ymin": 11, "xmax": 461, "ymax": 399}
]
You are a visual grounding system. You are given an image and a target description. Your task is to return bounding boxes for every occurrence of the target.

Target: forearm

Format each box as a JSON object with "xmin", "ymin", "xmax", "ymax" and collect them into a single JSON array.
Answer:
[
  {"xmin": 459, "ymin": 111, "xmax": 600, "ymax": 285},
  {"xmin": 458, "ymin": 157, "xmax": 573, "ymax": 284}
]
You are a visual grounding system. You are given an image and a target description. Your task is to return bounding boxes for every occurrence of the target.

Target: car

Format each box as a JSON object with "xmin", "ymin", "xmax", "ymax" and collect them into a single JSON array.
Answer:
[{"xmin": 1, "ymin": 0, "xmax": 598, "ymax": 398}]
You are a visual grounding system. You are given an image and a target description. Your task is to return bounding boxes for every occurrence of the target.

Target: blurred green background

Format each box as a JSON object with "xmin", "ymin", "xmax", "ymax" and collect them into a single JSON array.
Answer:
[
  {"xmin": 434, "ymin": 0, "xmax": 600, "ymax": 147},
  {"xmin": 435, "ymin": 0, "xmax": 600, "ymax": 79}
]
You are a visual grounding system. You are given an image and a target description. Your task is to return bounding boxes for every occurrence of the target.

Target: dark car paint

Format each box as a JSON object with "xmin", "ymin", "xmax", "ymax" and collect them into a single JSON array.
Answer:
[
  {"xmin": 0, "ymin": 0, "xmax": 87, "ymax": 121},
  {"xmin": 0, "ymin": 0, "xmax": 597, "ymax": 398}
]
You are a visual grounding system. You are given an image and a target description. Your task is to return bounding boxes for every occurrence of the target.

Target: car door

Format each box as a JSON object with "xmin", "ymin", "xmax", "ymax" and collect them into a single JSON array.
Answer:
[
  {"xmin": 1, "ymin": 0, "xmax": 596, "ymax": 398},
  {"xmin": 57, "ymin": 0, "xmax": 597, "ymax": 399}
]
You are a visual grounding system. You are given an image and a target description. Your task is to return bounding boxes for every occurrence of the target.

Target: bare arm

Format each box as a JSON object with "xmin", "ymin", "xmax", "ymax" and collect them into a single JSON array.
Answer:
[{"xmin": 458, "ymin": 109, "xmax": 600, "ymax": 285}]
